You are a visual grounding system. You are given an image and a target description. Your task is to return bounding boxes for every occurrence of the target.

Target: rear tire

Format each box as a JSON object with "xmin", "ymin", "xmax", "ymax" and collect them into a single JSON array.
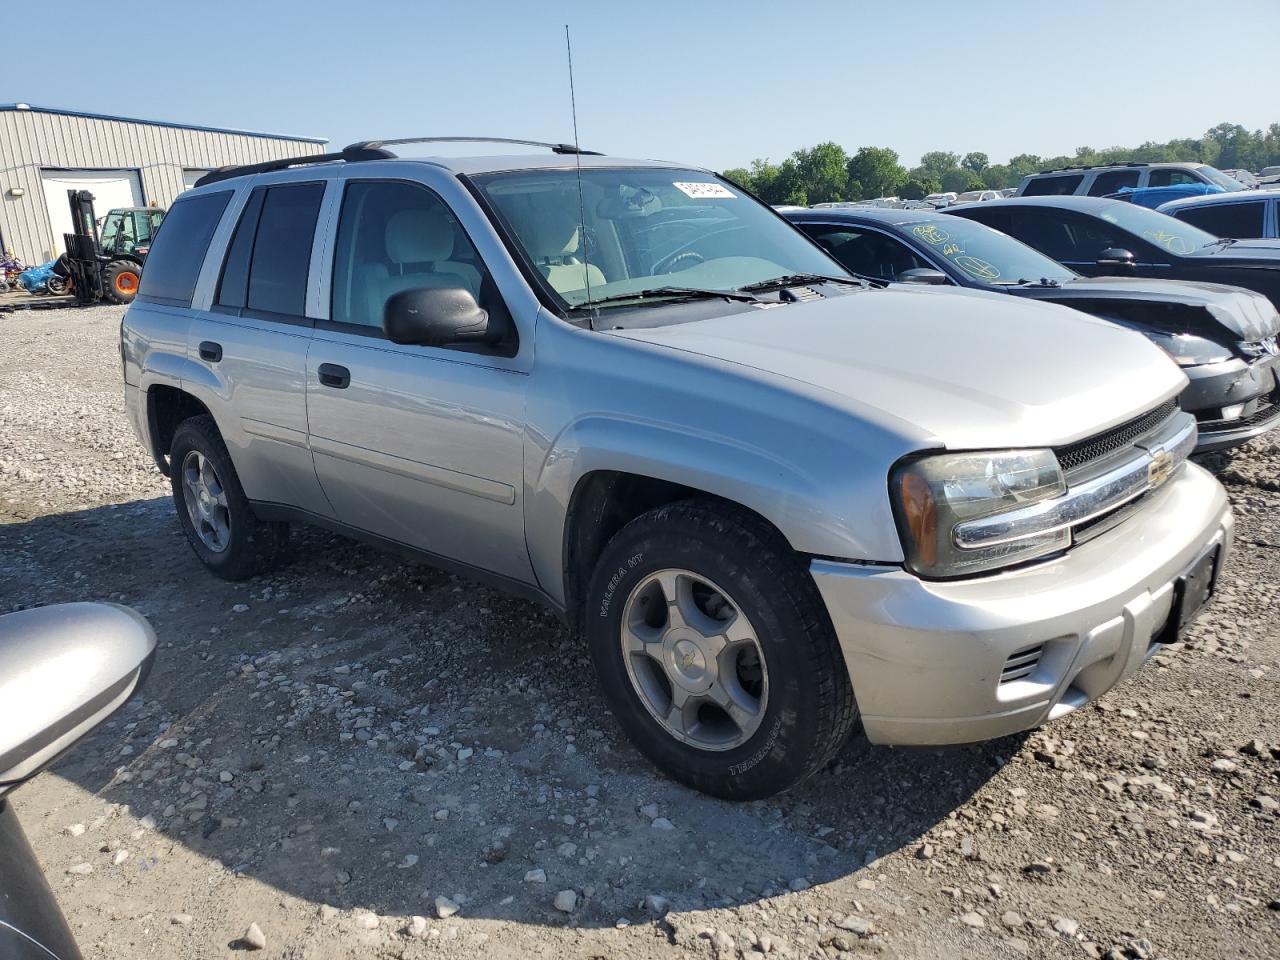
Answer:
[
  {"xmin": 103, "ymin": 260, "xmax": 141, "ymax": 304},
  {"xmin": 168, "ymin": 415, "xmax": 289, "ymax": 581},
  {"xmin": 585, "ymin": 500, "xmax": 857, "ymax": 800},
  {"xmin": 45, "ymin": 276, "xmax": 67, "ymax": 295}
]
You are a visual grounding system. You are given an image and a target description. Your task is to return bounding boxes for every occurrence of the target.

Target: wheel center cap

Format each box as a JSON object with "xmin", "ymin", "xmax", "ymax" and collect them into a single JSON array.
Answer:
[{"xmin": 667, "ymin": 632, "xmax": 710, "ymax": 687}]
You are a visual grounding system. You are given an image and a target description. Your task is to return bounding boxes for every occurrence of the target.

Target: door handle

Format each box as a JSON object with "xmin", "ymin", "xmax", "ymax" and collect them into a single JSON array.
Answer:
[
  {"xmin": 317, "ymin": 363, "xmax": 351, "ymax": 389},
  {"xmin": 198, "ymin": 341, "xmax": 222, "ymax": 363}
]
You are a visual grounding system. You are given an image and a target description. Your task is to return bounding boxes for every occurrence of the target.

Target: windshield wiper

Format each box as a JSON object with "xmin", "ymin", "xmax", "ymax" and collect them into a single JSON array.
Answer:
[
  {"xmin": 737, "ymin": 272, "xmax": 879, "ymax": 292},
  {"xmin": 570, "ymin": 286, "xmax": 762, "ymax": 310},
  {"xmin": 1203, "ymin": 237, "xmax": 1239, "ymax": 248}
]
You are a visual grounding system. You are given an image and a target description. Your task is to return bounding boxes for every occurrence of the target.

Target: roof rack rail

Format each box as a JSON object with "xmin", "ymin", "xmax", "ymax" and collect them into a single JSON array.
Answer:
[
  {"xmin": 193, "ymin": 144, "xmax": 392, "ymax": 188},
  {"xmin": 344, "ymin": 136, "xmax": 603, "ymax": 156},
  {"xmin": 1037, "ymin": 161, "xmax": 1152, "ymax": 174}
]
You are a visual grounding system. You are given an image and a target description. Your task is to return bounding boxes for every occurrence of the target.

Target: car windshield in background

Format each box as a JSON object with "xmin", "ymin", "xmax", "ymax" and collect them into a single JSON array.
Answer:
[
  {"xmin": 470, "ymin": 168, "xmax": 847, "ymax": 307},
  {"xmin": 1198, "ymin": 166, "xmax": 1247, "ymax": 192},
  {"xmin": 1097, "ymin": 202, "xmax": 1219, "ymax": 254},
  {"xmin": 907, "ymin": 217, "xmax": 1076, "ymax": 285}
]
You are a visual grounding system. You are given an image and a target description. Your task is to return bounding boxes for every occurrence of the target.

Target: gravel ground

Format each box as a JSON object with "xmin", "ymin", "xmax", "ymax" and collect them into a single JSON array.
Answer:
[{"xmin": 1, "ymin": 304, "xmax": 1277, "ymax": 960}]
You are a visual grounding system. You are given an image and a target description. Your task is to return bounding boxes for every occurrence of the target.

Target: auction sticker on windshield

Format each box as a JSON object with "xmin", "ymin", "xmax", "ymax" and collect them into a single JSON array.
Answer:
[{"xmin": 673, "ymin": 182, "xmax": 736, "ymax": 199}]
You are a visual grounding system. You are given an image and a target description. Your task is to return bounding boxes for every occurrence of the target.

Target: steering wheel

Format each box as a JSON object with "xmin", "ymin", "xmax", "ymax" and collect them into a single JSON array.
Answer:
[{"xmin": 656, "ymin": 250, "xmax": 706, "ymax": 275}]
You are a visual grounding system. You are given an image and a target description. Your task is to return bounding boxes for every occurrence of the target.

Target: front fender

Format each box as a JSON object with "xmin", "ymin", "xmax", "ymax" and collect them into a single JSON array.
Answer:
[{"xmin": 525, "ymin": 414, "xmax": 906, "ymax": 607}]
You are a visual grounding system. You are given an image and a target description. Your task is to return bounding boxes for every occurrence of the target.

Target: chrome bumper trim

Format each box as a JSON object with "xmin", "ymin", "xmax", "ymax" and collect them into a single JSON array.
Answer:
[{"xmin": 955, "ymin": 412, "xmax": 1197, "ymax": 550}]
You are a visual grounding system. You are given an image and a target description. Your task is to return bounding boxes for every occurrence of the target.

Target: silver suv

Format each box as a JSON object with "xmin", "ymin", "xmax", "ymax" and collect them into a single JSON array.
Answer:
[
  {"xmin": 1016, "ymin": 161, "xmax": 1247, "ymax": 198},
  {"xmin": 121, "ymin": 139, "xmax": 1232, "ymax": 799}
]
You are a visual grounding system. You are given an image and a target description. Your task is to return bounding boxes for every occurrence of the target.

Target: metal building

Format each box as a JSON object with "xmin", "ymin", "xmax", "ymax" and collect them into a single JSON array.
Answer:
[{"xmin": 0, "ymin": 103, "xmax": 327, "ymax": 265}]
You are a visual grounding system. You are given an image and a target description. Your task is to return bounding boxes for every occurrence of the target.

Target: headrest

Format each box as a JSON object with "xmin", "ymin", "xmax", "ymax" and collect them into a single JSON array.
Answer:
[
  {"xmin": 385, "ymin": 208, "xmax": 454, "ymax": 264},
  {"xmin": 521, "ymin": 201, "xmax": 584, "ymax": 261}
]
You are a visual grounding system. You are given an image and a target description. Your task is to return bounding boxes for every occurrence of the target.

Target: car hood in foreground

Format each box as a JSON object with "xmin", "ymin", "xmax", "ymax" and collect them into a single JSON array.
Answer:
[
  {"xmin": 610, "ymin": 287, "xmax": 1186, "ymax": 451},
  {"xmin": 1008, "ymin": 276, "xmax": 1280, "ymax": 342}
]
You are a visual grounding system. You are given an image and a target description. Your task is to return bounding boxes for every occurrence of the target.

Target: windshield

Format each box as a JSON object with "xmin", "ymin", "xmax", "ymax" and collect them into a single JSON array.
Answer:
[
  {"xmin": 907, "ymin": 217, "xmax": 1076, "ymax": 284},
  {"xmin": 470, "ymin": 167, "xmax": 847, "ymax": 307},
  {"xmin": 1096, "ymin": 201, "xmax": 1218, "ymax": 254},
  {"xmin": 1198, "ymin": 166, "xmax": 1247, "ymax": 192}
]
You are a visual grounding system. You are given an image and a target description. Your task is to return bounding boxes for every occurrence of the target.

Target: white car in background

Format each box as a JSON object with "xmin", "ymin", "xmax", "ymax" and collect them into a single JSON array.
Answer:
[{"xmin": 954, "ymin": 189, "xmax": 1003, "ymax": 203}]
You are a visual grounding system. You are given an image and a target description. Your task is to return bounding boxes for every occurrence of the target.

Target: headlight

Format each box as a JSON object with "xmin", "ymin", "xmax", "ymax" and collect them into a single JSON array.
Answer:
[
  {"xmin": 891, "ymin": 449, "xmax": 1068, "ymax": 578},
  {"xmin": 1142, "ymin": 331, "xmax": 1231, "ymax": 366}
]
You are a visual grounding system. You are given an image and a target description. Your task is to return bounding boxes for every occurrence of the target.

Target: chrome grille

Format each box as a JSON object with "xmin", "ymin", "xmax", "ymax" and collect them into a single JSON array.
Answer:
[{"xmin": 1054, "ymin": 399, "xmax": 1178, "ymax": 475}]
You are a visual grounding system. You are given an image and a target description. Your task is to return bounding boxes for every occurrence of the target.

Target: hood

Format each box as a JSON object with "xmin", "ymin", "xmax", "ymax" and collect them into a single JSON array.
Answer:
[
  {"xmin": 610, "ymin": 287, "xmax": 1187, "ymax": 450},
  {"xmin": 1010, "ymin": 275, "xmax": 1280, "ymax": 342}
]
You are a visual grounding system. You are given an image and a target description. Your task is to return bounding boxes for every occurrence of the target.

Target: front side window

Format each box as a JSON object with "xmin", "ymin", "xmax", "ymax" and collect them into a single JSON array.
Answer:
[
  {"xmin": 1174, "ymin": 201, "xmax": 1265, "ymax": 239},
  {"xmin": 137, "ymin": 191, "xmax": 232, "ymax": 306},
  {"xmin": 469, "ymin": 167, "xmax": 845, "ymax": 308},
  {"xmin": 1088, "ymin": 170, "xmax": 1140, "ymax": 196},
  {"xmin": 1022, "ymin": 174, "xmax": 1083, "ymax": 197},
  {"xmin": 330, "ymin": 180, "xmax": 499, "ymax": 331}
]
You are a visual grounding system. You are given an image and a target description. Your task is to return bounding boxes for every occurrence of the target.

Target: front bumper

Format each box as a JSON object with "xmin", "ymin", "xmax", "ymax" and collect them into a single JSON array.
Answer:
[
  {"xmin": 811, "ymin": 463, "xmax": 1231, "ymax": 747},
  {"xmin": 1183, "ymin": 355, "xmax": 1280, "ymax": 452}
]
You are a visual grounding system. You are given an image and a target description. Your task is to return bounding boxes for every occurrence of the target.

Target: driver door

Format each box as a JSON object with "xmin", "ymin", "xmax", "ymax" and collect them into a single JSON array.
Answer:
[{"xmin": 305, "ymin": 176, "xmax": 534, "ymax": 583}]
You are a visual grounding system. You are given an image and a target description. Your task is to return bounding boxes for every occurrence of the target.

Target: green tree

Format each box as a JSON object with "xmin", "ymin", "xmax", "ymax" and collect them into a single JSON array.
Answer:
[
  {"xmin": 846, "ymin": 146, "xmax": 906, "ymax": 200},
  {"xmin": 961, "ymin": 151, "xmax": 989, "ymax": 173},
  {"xmin": 916, "ymin": 151, "xmax": 961, "ymax": 179},
  {"xmin": 791, "ymin": 142, "xmax": 851, "ymax": 204},
  {"xmin": 980, "ymin": 164, "xmax": 1011, "ymax": 189},
  {"xmin": 899, "ymin": 178, "xmax": 932, "ymax": 200},
  {"xmin": 941, "ymin": 169, "xmax": 984, "ymax": 193},
  {"xmin": 721, "ymin": 167, "xmax": 754, "ymax": 192}
]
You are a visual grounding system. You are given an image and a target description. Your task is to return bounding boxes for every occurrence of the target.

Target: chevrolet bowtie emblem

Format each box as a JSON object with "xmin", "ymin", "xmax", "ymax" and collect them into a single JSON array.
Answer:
[{"xmin": 1148, "ymin": 448, "xmax": 1173, "ymax": 488}]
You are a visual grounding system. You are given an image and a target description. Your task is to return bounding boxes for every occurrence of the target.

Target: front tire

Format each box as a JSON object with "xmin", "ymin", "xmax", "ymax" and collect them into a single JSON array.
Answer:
[
  {"xmin": 585, "ymin": 501, "xmax": 857, "ymax": 800},
  {"xmin": 169, "ymin": 415, "xmax": 288, "ymax": 581}
]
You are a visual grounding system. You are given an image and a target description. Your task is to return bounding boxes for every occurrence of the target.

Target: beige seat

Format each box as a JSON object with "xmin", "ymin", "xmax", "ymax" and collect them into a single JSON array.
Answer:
[
  {"xmin": 357, "ymin": 208, "xmax": 483, "ymax": 324},
  {"xmin": 519, "ymin": 206, "xmax": 605, "ymax": 296}
]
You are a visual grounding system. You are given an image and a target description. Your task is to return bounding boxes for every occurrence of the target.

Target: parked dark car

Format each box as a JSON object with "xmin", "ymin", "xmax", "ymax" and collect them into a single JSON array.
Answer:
[
  {"xmin": 1158, "ymin": 190, "xmax": 1279, "ymax": 241},
  {"xmin": 0, "ymin": 603, "xmax": 155, "ymax": 960},
  {"xmin": 944, "ymin": 195, "xmax": 1280, "ymax": 310},
  {"xmin": 786, "ymin": 206, "xmax": 1280, "ymax": 451}
]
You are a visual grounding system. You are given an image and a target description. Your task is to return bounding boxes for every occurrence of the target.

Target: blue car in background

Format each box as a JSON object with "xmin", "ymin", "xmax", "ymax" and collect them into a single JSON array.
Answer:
[{"xmin": 1109, "ymin": 183, "xmax": 1224, "ymax": 209}]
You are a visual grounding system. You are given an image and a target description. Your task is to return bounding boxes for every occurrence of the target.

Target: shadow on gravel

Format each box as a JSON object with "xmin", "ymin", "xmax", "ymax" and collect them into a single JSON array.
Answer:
[{"xmin": 3, "ymin": 498, "xmax": 1014, "ymax": 928}]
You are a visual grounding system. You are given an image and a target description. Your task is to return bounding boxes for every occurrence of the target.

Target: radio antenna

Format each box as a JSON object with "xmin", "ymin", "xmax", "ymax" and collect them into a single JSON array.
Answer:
[{"xmin": 565, "ymin": 24, "xmax": 593, "ymax": 310}]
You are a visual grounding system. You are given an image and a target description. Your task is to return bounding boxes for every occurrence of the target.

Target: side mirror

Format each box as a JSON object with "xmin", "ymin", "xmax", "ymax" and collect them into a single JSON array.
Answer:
[
  {"xmin": 897, "ymin": 267, "xmax": 949, "ymax": 285},
  {"xmin": 0, "ymin": 604, "xmax": 156, "ymax": 797},
  {"xmin": 1097, "ymin": 248, "xmax": 1136, "ymax": 268},
  {"xmin": 383, "ymin": 286, "xmax": 492, "ymax": 347}
]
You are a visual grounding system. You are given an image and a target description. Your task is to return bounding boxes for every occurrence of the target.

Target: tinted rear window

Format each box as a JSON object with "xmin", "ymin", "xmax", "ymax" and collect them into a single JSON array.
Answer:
[
  {"xmin": 1174, "ymin": 201, "xmax": 1265, "ymax": 240},
  {"xmin": 137, "ymin": 192, "xmax": 231, "ymax": 305},
  {"xmin": 245, "ymin": 183, "xmax": 325, "ymax": 317},
  {"xmin": 1022, "ymin": 174, "xmax": 1083, "ymax": 197}
]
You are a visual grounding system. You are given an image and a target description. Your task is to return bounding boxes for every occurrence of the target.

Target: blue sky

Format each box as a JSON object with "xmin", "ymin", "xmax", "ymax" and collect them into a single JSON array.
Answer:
[{"xmin": 17, "ymin": 0, "xmax": 1280, "ymax": 170}]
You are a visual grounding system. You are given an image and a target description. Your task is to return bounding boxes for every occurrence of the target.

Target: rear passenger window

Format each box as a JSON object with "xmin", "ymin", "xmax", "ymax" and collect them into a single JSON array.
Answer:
[
  {"xmin": 1147, "ymin": 169, "xmax": 1199, "ymax": 187},
  {"xmin": 1022, "ymin": 174, "xmax": 1083, "ymax": 197},
  {"xmin": 216, "ymin": 189, "xmax": 265, "ymax": 310},
  {"xmin": 1088, "ymin": 170, "xmax": 1140, "ymax": 196},
  {"xmin": 137, "ymin": 191, "xmax": 231, "ymax": 306},
  {"xmin": 1175, "ymin": 202, "xmax": 1265, "ymax": 239},
  {"xmin": 247, "ymin": 183, "xmax": 324, "ymax": 317}
]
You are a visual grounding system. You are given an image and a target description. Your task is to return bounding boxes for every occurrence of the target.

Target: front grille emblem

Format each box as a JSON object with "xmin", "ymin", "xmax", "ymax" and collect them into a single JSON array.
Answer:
[{"xmin": 1148, "ymin": 448, "xmax": 1173, "ymax": 488}]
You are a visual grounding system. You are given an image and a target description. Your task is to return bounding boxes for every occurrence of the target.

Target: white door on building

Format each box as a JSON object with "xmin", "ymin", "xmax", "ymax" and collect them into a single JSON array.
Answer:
[
  {"xmin": 182, "ymin": 169, "xmax": 212, "ymax": 191},
  {"xmin": 40, "ymin": 169, "xmax": 143, "ymax": 257}
]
